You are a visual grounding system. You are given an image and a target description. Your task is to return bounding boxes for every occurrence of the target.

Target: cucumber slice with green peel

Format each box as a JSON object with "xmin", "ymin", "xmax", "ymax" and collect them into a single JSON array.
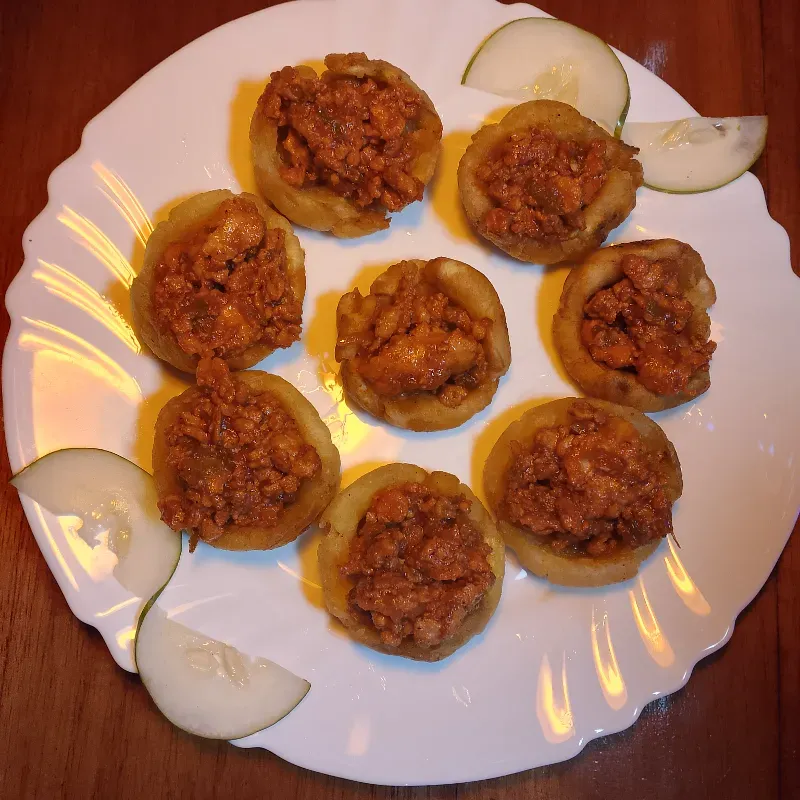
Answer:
[
  {"xmin": 462, "ymin": 17, "xmax": 631, "ymax": 135},
  {"xmin": 11, "ymin": 448, "xmax": 181, "ymax": 600},
  {"xmin": 135, "ymin": 604, "xmax": 310, "ymax": 739},
  {"xmin": 622, "ymin": 116, "xmax": 768, "ymax": 193}
]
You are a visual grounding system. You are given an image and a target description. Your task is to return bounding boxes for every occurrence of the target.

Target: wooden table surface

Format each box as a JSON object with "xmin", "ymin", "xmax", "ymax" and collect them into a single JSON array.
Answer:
[{"xmin": 1, "ymin": 0, "xmax": 797, "ymax": 797}]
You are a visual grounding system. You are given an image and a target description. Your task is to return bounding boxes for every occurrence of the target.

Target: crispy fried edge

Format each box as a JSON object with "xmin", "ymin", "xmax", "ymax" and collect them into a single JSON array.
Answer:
[
  {"xmin": 152, "ymin": 370, "xmax": 340, "ymax": 550},
  {"xmin": 249, "ymin": 53, "xmax": 443, "ymax": 238},
  {"xmin": 483, "ymin": 397, "xmax": 682, "ymax": 587},
  {"xmin": 318, "ymin": 463, "xmax": 505, "ymax": 661},
  {"xmin": 336, "ymin": 258, "xmax": 512, "ymax": 431},
  {"xmin": 457, "ymin": 99, "xmax": 644, "ymax": 265},
  {"xmin": 552, "ymin": 238, "xmax": 717, "ymax": 411},
  {"xmin": 131, "ymin": 189, "xmax": 306, "ymax": 374}
]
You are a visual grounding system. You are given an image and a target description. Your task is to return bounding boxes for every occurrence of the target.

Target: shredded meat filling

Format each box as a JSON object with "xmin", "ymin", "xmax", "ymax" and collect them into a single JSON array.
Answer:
[
  {"xmin": 152, "ymin": 196, "xmax": 301, "ymax": 360},
  {"xmin": 337, "ymin": 265, "xmax": 492, "ymax": 407},
  {"xmin": 261, "ymin": 58, "xmax": 428, "ymax": 211},
  {"xmin": 581, "ymin": 254, "xmax": 716, "ymax": 395},
  {"xmin": 503, "ymin": 401, "xmax": 673, "ymax": 557},
  {"xmin": 342, "ymin": 483, "xmax": 495, "ymax": 648},
  {"xmin": 159, "ymin": 357, "xmax": 321, "ymax": 551},
  {"xmin": 477, "ymin": 127, "xmax": 608, "ymax": 241}
]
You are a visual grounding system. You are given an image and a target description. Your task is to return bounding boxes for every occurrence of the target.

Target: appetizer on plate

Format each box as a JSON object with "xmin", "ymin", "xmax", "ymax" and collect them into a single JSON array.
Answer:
[
  {"xmin": 458, "ymin": 99, "xmax": 643, "ymax": 264},
  {"xmin": 484, "ymin": 398, "xmax": 682, "ymax": 587},
  {"xmin": 553, "ymin": 239, "xmax": 717, "ymax": 410},
  {"xmin": 131, "ymin": 189, "xmax": 305, "ymax": 373},
  {"xmin": 250, "ymin": 52, "xmax": 443, "ymax": 238},
  {"xmin": 153, "ymin": 357, "xmax": 340, "ymax": 552},
  {"xmin": 335, "ymin": 257, "xmax": 511, "ymax": 431},
  {"xmin": 318, "ymin": 464, "xmax": 505, "ymax": 661}
]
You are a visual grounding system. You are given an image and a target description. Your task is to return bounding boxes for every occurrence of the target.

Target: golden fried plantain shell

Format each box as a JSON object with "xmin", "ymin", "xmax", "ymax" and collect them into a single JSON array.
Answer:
[
  {"xmin": 336, "ymin": 258, "xmax": 511, "ymax": 431},
  {"xmin": 484, "ymin": 398, "xmax": 681, "ymax": 587},
  {"xmin": 250, "ymin": 53, "xmax": 442, "ymax": 238},
  {"xmin": 131, "ymin": 189, "xmax": 306, "ymax": 374},
  {"xmin": 153, "ymin": 371, "xmax": 340, "ymax": 551},
  {"xmin": 553, "ymin": 238, "xmax": 716, "ymax": 411},
  {"xmin": 458, "ymin": 100, "xmax": 643, "ymax": 265},
  {"xmin": 318, "ymin": 464, "xmax": 505, "ymax": 661}
]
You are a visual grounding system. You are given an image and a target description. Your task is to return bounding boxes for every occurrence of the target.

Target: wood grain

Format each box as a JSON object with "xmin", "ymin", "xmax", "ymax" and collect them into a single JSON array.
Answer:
[
  {"xmin": 0, "ymin": 1, "xmax": 796, "ymax": 798},
  {"xmin": 761, "ymin": 1, "xmax": 800, "ymax": 796}
]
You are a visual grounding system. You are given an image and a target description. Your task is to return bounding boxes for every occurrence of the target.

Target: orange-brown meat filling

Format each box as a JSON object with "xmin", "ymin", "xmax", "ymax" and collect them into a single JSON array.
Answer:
[
  {"xmin": 503, "ymin": 401, "xmax": 673, "ymax": 557},
  {"xmin": 261, "ymin": 59, "xmax": 428, "ymax": 211},
  {"xmin": 159, "ymin": 357, "xmax": 321, "ymax": 551},
  {"xmin": 477, "ymin": 127, "xmax": 608, "ymax": 241},
  {"xmin": 152, "ymin": 197, "xmax": 301, "ymax": 360},
  {"xmin": 337, "ymin": 266, "xmax": 492, "ymax": 408},
  {"xmin": 581, "ymin": 254, "xmax": 716, "ymax": 396},
  {"xmin": 342, "ymin": 483, "xmax": 495, "ymax": 648}
]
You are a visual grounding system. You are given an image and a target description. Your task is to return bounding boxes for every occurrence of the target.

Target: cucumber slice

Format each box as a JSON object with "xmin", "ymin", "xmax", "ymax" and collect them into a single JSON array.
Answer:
[
  {"xmin": 11, "ymin": 448, "xmax": 181, "ymax": 600},
  {"xmin": 135, "ymin": 603, "xmax": 310, "ymax": 739},
  {"xmin": 462, "ymin": 17, "xmax": 631, "ymax": 135},
  {"xmin": 623, "ymin": 116, "xmax": 768, "ymax": 193}
]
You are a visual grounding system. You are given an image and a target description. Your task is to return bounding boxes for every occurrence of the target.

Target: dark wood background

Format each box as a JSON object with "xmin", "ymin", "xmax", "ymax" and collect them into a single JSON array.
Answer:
[{"xmin": 1, "ymin": 1, "xmax": 797, "ymax": 797}]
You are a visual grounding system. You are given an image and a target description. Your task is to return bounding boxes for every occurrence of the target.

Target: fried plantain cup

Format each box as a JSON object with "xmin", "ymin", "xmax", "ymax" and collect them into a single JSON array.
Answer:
[
  {"xmin": 153, "ymin": 370, "xmax": 340, "ymax": 551},
  {"xmin": 484, "ymin": 398, "xmax": 682, "ymax": 587},
  {"xmin": 318, "ymin": 464, "xmax": 505, "ymax": 661},
  {"xmin": 336, "ymin": 258, "xmax": 512, "ymax": 431},
  {"xmin": 131, "ymin": 189, "xmax": 305, "ymax": 374},
  {"xmin": 250, "ymin": 53, "xmax": 442, "ymax": 238},
  {"xmin": 553, "ymin": 239, "xmax": 716, "ymax": 411},
  {"xmin": 458, "ymin": 100, "xmax": 643, "ymax": 265}
]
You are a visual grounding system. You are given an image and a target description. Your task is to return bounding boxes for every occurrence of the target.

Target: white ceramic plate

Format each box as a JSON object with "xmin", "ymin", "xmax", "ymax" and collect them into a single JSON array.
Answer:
[{"xmin": 4, "ymin": 0, "xmax": 799, "ymax": 786}]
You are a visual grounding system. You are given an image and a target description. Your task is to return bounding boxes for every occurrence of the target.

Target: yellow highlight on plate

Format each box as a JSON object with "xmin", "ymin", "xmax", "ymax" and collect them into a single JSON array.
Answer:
[
  {"xmin": 20, "ymin": 317, "xmax": 141, "ymax": 403},
  {"xmin": 115, "ymin": 626, "xmax": 136, "ymax": 649},
  {"xmin": 33, "ymin": 260, "xmax": 140, "ymax": 353},
  {"xmin": 536, "ymin": 652, "xmax": 574, "ymax": 743},
  {"xmin": 92, "ymin": 161, "xmax": 154, "ymax": 246},
  {"xmin": 590, "ymin": 606, "xmax": 627, "ymax": 710},
  {"xmin": 277, "ymin": 560, "xmax": 321, "ymax": 591},
  {"xmin": 629, "ymin": 577, "xmax": 675, "ymax": 668},
  {"xmin": 320, "ymin": 367, "xmax": 371, "ymax": 456},
  {"xmin": 95, "ymin": 597, "xmax": 140, "ymax": 619},
  {"xmin": 664, "ymin": 539, "xmax": 711, "ymax": 617},
  {"xmin": 58, "ymin": 205, "xmax": 136, "ymax": 287}
]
